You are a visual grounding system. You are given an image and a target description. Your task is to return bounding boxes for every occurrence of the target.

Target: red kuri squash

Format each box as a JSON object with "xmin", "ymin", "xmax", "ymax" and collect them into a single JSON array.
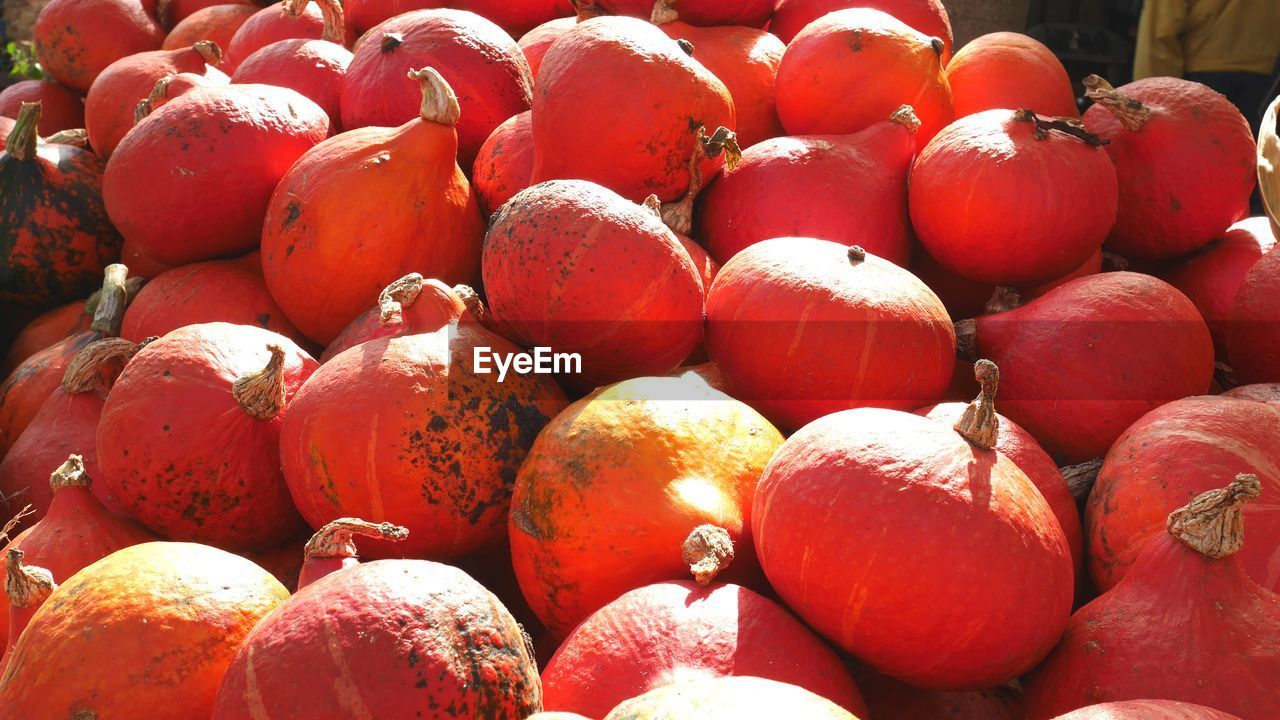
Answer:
[
  {"xmin": 1, "ymin": 299, "xmax": 92, "ymax": 375},
  {"xmin": 946, "ymin": 32, "xmax": 1078, "ymax": 118},
  {"xmin": 597, "ymin": 0, "xmax": 771, "ymax": 27},
  {"xmin": 294, "ymin": 517, "xmax": 407, "ymax": 590},
  {"xmin": 770, "ymin": 0, "xmax": 953, "ymax": 55},
  {"xmin": 220, "ymin": 0, "xmax": 332, "ymax": 72},
  {"xmin": 853, "ymin": 666, "xmax": 1024, "ymax": 720},
  {"xmin": 1050, "ymin": 701, "xmax": 1243, "ymax": 720},
  {"xmin": 1225, "ymin": 244, "xmax": 1280, "ymax": 384},
  {"xmin": 518, "ymin": 16, "xmax": 575, "ymax": 78},
  {"xmin": 0, "ymin": 80, "xmax": 84, "ymax": 135},
  {"xmin": 162, "ymin": 4, "xmax": 257, "ymax": 51},
  {"xmin": 473, "ymin": 109, "xmax": 533, "ymax": 215},
  {"xmin": 33, "ymin": 0, "xmax": 165, "ymax": 93}
]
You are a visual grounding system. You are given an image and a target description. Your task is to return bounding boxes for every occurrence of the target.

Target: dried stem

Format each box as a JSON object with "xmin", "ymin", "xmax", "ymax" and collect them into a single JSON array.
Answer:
[
  {"xmin": 1083, "ymin": 75, "xmax": 1151, "ymax": 132},
  {"xmin": 682, "ymin": 524, "xmax": 734, "ymax": 585},
  {"xmin": 953, "ymin": 359, "xmax": 1000, "ymax": 449},
  {"xmin": 1166, "ymin": 474, "xmax": 1261, "ymax": 559}
]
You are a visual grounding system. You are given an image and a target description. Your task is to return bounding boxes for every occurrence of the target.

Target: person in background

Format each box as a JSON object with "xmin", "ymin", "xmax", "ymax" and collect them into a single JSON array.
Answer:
[{"xmin": 1134, "ymin": 0, "xmax": 1280, "ymax": 135}]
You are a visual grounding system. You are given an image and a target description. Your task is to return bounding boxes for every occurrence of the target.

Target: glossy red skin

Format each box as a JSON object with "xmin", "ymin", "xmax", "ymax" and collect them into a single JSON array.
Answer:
[
  {"xmin": 706, "ymin": 237, "xmax": 955, "ymax": 432},
  {"xmin": 120, "ymin": 255, "xmax": 309, "ymax": 348},
  {"xmin": 96, "ymin": 323, "xmax": 316, "ymax": 550},
  {"xmin": 482, "ymin": 179, "xmax": 705, "ymax": 390},
  {"xmin": 946, "ymin": 32, "xmax": 1079, "ymax": 118},
  {"xmin": 473, "ymin": 109, "xmax": 533, "ymax": 215},
  {"xmin": 542, "ymin": 581, "xmax": 866, "ymax": 718},
  {"xmin": 853, "ymin": 666, "xmax": 1024, "ymax": 720},
  {"xmin": 0, "ymin": 81, "xmax": 84, "ymax": 135},
  {"xmin": 211, "ymin": 559, "xmax": 542, "ymax": 719},
  {"xmin": 221, "ymin": 2, "xmax": 333, "ymax": 73},
  {"xmin": 771, "ymin": 0, "xmax": 953, "ymax": 55},
  {"xmin": 919, "ymin": 402, "xmax": 1084, "ymax": 578},
  {"xmin": 162, "ymin": 4, "xmax": 258, "ymax": 51},
  {"xmin": 342, "ymin": 9, "xmax": 533, "ymax": 168},
  {"xmin": 753, "ymin": 408, "xmax": 1074, "ymax": 690},
  {"xmin": 1161, "ymin": 217, "xmax": 1276, "ymax": 357},
  {"xmin": 519, "ymin": 16, "xmax": 575, "ymax": 79},
  {"xmin": 104, "ymin": 84, "xmax": 329, "ymax": 267},
  {"xmin": 232, "ymin": 38, "xmax": 353, "ymax": 129},
  {"xmin": 531, "ymin": 16, "xmax": 735, "ymax": 204},
  {"xmin": 280, "ymin": 326, "xmax": 567, "ymax": 559},
  {"xmin": 34, "ymin": 0, "xmax": 165, "ymax": 93},
  {"xmin": 156, "ymin": 0, "xmax": 252, "ymax": 28},
  {"xmin": 698, "ymin": 117, "xmax": 916, "ymax": 267},
  {"xmin": 1028, "ymin": 248, "xmax": 1104, "ymax": 298},
  {"xmin": 85, "ymin": 45, "xmax": 228, "ymax": 160},
  {"xmin": 776, "ymin": 9, "xmax": 952, "ymax": 145},
  {"xmin": 1083, "ymin": 78, "xmax": 1256, "ymax": 260},
  {"xmin": 1224, "ymin": 383, "xmax": 1280, "ymax": 404},
  {"xmin": 1023, "ymin": 532, "xmax": 1280, "ymax": 719},
  {"xmin": 1225, "ymin": 245, "xmax": 1280, "ymax": 384},
  {"xmin": 0, "ymin": 331, "xmax": 97, "ymax": 470},
  {"xmin": 1051, "ymin": 701, "xmax": 1243, "ymax": 720},
  {"xmin": 971, "ymin": 272, "xmax": 1214, "ymax": 463},
  {"xmin": 455, "ymin": 0, "xmax": 573, "ymax": 37},
  {"xmin": 599, "ymin": 0, "xmax": 771, "ymax": 27},
  {"xmin": 1086, "ymin": 396, "xmax": 1280, "ymax": 593},
  {"xmin": 1, "ymin": 300, "xmax": 89, "ymax": 376},
  {"xmin": 910, "ymin": 109, "xmax": 1116, "ymax": 286}
]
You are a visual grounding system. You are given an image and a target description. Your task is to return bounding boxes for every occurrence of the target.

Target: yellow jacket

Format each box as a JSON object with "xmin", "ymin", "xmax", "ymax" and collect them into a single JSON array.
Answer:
[{"xmin": 1134, "ymin": 0, "xmax": 1280, "ymax": 79}]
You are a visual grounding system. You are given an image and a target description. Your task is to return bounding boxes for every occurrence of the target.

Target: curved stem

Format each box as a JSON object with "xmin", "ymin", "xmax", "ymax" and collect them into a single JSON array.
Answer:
[
  {"xmin": 5, "ymin": 549, "xmax": 56, "ymax": 609},
  {"xmin": 1013, "ymin": 108, "xmax": 1108, "ymax": 146},
  {"xmin": 1166, "ymin": 473, "xmax": 1261, "ymax": 559},
  {"xmin": 192, "ymin": 40, "xmax": 222, "ymax": 66},
  {"xmin": 283, "ymin": 0, "xmax": 344, "ymax": 44},
  {"xmin": 682, "ymin": 524, "xmax": 734, "ymax": 585},
  {"xmin": 889, "ymin": 104, "xmax": 921, "ymax": 132},
  {"xmin": 304, "ymin": 517, "xmax": 409, "ymax": 559},
  {"xmin": 7, "ymin": 102, "xmax": 41, "ymax": 162},
  {"xmin": 44, "ymin": 128, "xmax": 88, "ymax": 148},
  {"xmin": 90, "ymin": 264, "xmax": 130, "ymax": 337},
  {"xmin": 232, "ymin": 344, "xmax": 288, "ymax": 420},
  {"xmin": 1082, "ymin": 75, "xmax": 1151, "ymax": 132},
  {"xmin": 61, "ymin": 337, "xmax": 139, "ymax": 395},
  {"xmin": 48, "ymin": 454, "xmax": 91, "ymax": 491},
  {"xmin": 660, "ymin": 125, "xmax": 741, "ymax": 235},
  {"xmin": 408, "ymin": 67, "xmax": 460, "ymax": 127},
  {"xmin": 953, "ymin": 359, "xmax": 1000, "ymax": 449},
  {"xmin": 378, "ymin": 273, "xmax": 426, "ymax": 323},
  {"xmin": 135, "ymin": 75, "xmax": 175, "ymax": 125},
  {"xmin": 650, "ymin": 0, "xmax": 678, "ymax": 24}
]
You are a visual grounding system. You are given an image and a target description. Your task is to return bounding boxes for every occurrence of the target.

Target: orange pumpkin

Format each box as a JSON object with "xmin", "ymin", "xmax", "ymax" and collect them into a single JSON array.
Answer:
[
  {"xmin": 1, "ymin": 299, "xmax": 92, "ymax": 376},
  {"xmin": 945, "ymin": 32, "xmax": 1079, "ymax": 118},
  {"xmin": 162, "ymin": 4, "xmax": 258, "ymax": 52}
]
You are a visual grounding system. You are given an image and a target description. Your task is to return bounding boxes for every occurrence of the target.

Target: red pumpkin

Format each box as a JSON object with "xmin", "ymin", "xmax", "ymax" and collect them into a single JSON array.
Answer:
[
  {"xmin": 319, "ymin": 274, "xmax": 466, "ymax": 361},
  {"xmin": 221, "ymin": 1, "xmax": 332, "ymax": 72},
  {"xmin": 519, "ymin": 16, "xmax": 575, "ymax": 78},
  {"xmin": 1024, "ymin": 476, "xmax": 1280, "ymax": 719},
  {"xmin": 698, "ymin": 107, "xmax": 917, "ymax": 266},
  {"xmin": 341, "ymin": 9, "xmax": 533, "ymax": 167},
  {"xmin": 239, "ymin": 529, "xmax": 309, "ymax": 590},
  {"xmin": 853, "ymin": 666, "xmax": 1024, "ymax": 720},
  {"xmin": 0, "ymin": 81, "xmax": 84, "ymax": 135},
  {"xmin": 1224, "ymin": 383, "xmax": 1280, "ymax": 404},
  {"xmin": 1, "ymin": 104, "xmax": 123, "ymax": 310},
  {"xmin": 3, "ymin": 550, "xmax": 54, "ymax": 670},
  {"xmin": 753, "ymin": 406, "xmax": 1074, "ymax": 690},
  {"xmin": 1161, "ymin": 217, "xmax": 1276, "ymax": 357},
  {"xmin": 262, "ymin": 69, "xmax": 484, "ymax": 345},
  {"xmin": 84, "ymin": 41, "xmax": 226, "ymax": 160},
  {"xmin": 295, "ymin": 517, "xmax": 407, "ymax": 590},
  {"xmin": 1051, "ymin": 701, "xmax": 1243, "ymax": 720},
  {"xmin": 104, "ymin": 83, "xmax": 329, "ymax": 267},
  {"xmin": 33, "ymin": 0, "xmax": 165, "ymax": 93},
  {"xmin": 156, "ymin": 0, "xmax": 252, "ymax": 28},
  {"xmin": 342, "ymin": 0, "xmax": 439, "ymax": 37},
  {"xmin": 597, "ymin": 0, "xmax": 771, "ymax": 27},
  {"xmin": 1225, "ymin": 244, "xmax": 1280, "ymax": 384},
  {"xmin": 162, "ymin": 4, "xmax": 258, "ymax": 51},
  {"xmin": 910, "ymin": 109, "xmax": 1116, "ymax": 286},
  {"xmin": 119, "ymin": 238, "xmax": 174, "ymax": 279},
  {"xmin": 530, "ymin": 16, "xmax": 735, "ymax": 204},
  {"xmin": 1086, "ymin": 396, "xmax": 1280, "ymax": 593},
  {"xmin": 483, "ymin": 179, "xmax": 705, "ymax": 389},
  {"xmin": 542, "ymin": 578, "xmax": 867, "ymax": 717},
  {"xmin": 603, "ymin": 676, "xmax": 861, "ymax": 719},
  {"xmin": 455, "ymin": 0, "xmax": 572, "ymax": 37},
  {"xmin": 2, "ymin": 300, "xmax": 92, "ymax": 376},
  {"xmin": 776, "ymin": 9, "xmax": 952, "ymax": 145},
  {"xmin": 946, "ymin": 32, "xmax": 1078, "ymax": 118},
  {"xmin": 473, "ymin": 109, "xmax": 533, "ymax": 215},
  {"xmin": 771, "ymin": 0, "xmax": 953, "ymax": 55},
  {"xmin": 211, "ymin": 559, "xmax": 542, "ymax": 719},
  {"xmin": 706, "ymin": 239, "xmax": 954, "ymax": 432},
  {"xmin": 957, "ymin": 272, "xmax": 1214, "ymax": 462},
  {"xmin": 96, "ymin": 323, "xmax": 316, "ymax": 550},
  {"xmin": 231, "ymin": 0, "xmax": 352, "ymax": 129},
  {"xmin": 1083, "ymin": 76, "xmax": 1256, "ymax": 260}
]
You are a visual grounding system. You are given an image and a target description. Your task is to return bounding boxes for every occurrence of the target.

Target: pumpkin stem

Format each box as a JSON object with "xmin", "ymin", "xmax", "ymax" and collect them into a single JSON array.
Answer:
[
  {"xmin": 304, "ymin": 517, "xmax": 408, "ymax": 559},
  {"xmin": 984, "ymin": 286, "xmax": 1023, "ymax": 314},
  {"xmin": 135, "ymin": 75, "xmax": 175, "ymax": 124},
  {"xmin": 232, "ymin": 344, "xmax": 288, "ymax": 420},
  {"xmin": 1082, "ymin": 75, "xmax": 1151, "ymax": 132},
  {"xmin": 192, "ymin": 40, "xmax": 222, "ymax": 66},
  {"xmin": 929, "ymin": 36, "xmax": 945, "ymax": 55},
  {"xmin": 1166, "ymin": 473, "xmax": 1261, "ymax": 559},
  {"xmin": 682, "ymin": 524, "xmax": 734, "ymax": 585},
  {"xmin": 660, "ymin": 125, "xmax": 741, "ymax": 235},
  {"xmin": 651, "ymin": 0, "xmax": 677, "ymax": 24},
  {"xmin": 61, "ymin": 338, "xmax": 139, "ymax": 395},
  {"xmin": 283, "ymin": 0, "xmax": 344, "ymax": 44},
  {"xmin": 1013, "ymin": 108, "xmax": 1108, "ymax": 147},
  {"xmin": 90, "ymin": 264, "xmax": 130, "ymax": 337},
  {"xmin": 847, "ymin": 245, "xmax": 866, "ymax": 264},
  {"xmin": 570, "ymin": 0, "xmax": 608, "ymax": 20},
  {"xmin": 378, "ymin": 273, "xmax": 426, "ymax": 323},
  {"xmin": 954, "ymin": 359, "xmax": 1000, "ymax": 449},
  {"xmin": 889, "ymin": 104, "xmax": 921, "ymax": 132},
  {"xmin": 44, "ymin": 128, "xmax": 89, "ymax": 148},
  {"xmin": 48, "ymin": 454, "xmax": 91, "ymax": 491},
  {"xmin": 954, "ymin": 319, "xmax": 978, "ymax": 362},
  {"xmin": 5, "ymin": 549, "xmax": 56, "ymax": 610},
  {"xmin": 1213, "ymin": 362, "xmax": 1237, "ymax": 391},
  {"xmin": 408, "ymin": 67, "xmax": 461, "ymax": 127},
  {"xmin": 7, "ymin": 102, "xmax": 41, "ymax": 162},
  {"xmin": 1101, "ymin": 251, "xmax": 1130, "ymax": 272},
  {"xmin": 1061, "ymin": 458, "xmax": 1102, "ymax": 501},
  {"xmin": 381, "ymin": 32, "xmax": 403, "ymax": 53}
]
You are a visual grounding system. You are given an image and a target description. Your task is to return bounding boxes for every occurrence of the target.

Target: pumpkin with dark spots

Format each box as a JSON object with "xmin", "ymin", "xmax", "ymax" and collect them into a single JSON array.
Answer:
[
  {"xmin": 95, "ymin": 323, "xmax": 316, "ymax": 550},
  {"xmin": 0, "ymin": 542, "xmax": 288, "ymax": 718},
  {"xmin": 473, "ymin": 109, "xmax": 534, "ymax": 216},
  {"xmin": 33, "ymin": 0, "xmax": 165, "ymax": 93},
  {"xmin": 282, "ymin": 284, "xmax": 567, "ymax": 560},
  {"xmin": 1, "ymin": 103, "xmax": 123, "ymax": 310}
]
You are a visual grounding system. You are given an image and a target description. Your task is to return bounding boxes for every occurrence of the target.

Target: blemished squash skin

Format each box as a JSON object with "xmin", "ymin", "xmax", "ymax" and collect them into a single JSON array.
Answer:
[
  {"xmin": 341, "ymin": 9, "xmax": 533, "ymax": 167},
  {"xmin": 753, "ymin": 408, "xmax": 1074, "ymax": 691},
  {"xmin": 1051, "ymin": 701, "xmax": 1243, "ymax": 720},
  {"xmin": 519, "ymin": 17, "xmax": 576, "ymax": 79},
  {"xmin": 599, "ymin": 0, "xmax": 772, "ymax": 27},
  {"xmin": 697, "ymin": 111, "xmax": 918, "ymax": 267},
  {"xmin": 946, "ymin": 32, "xmax": 1079, "ymax": 118},
  {"xmin": 221, "ymin": 1, "xmax": 334, "ymax": 73},
  {"xmin": 0, "ymin": 81, "xmax": 84, "ymax": 135},
  {"xmin": 103, "ymin": 84, "xmax": 330, "ymax": 268},
  {"xmin": 95, "ymin": 323, "xmax": 317, "ymax": 550},
  {"xmin": 965, "ymin": 272, "xmax": 1215, "ymax": 463},
  {"xmin": 530, "ymin": 16, "xmax": 736, "ymax": 204},
  {"xmin": 1083, "ymin": 76, "xmax": 1256, "ymax": 261},
  {"xmin": 211, "ymin": 559, "xmax": 543, "ymax": 720},
  {"xmin": 33, "ymin": 0, "xmax": 165, "ymax": 93},
  {"xmin": 771, "ymin": 0, "xmax": 953, "ymax": 56},
  {"xmin": 162, "ymin": 4, "xmax": 258, "ymax": 53},
  {"xmin": 541, "ymin": 580, "xmax": 868, "ymax": 718},
  {"xmin": 1225, "ymin": 246, "xmax": 1280, "ymax": 384},
  {"xmin": 603, "ymin": 676, "xmax": 861, "ymax": 720},
  {"xmin": 776, "ymin": 9, "xmax": 953, "ymax": 146},
  {"xmin": 0, "ymin": 542, "xmax": 289, "ymax": 719},
  {"xmin": 1086, "ymin": 396, "xmax": 1280, "ymax": 593},
  {"xmin": 510, "ymin": 374, "xmax": 784, "ymax": 638},
  {"xmin": 473, "ymin": 109, "xmax": 534, "ymax": 216}
]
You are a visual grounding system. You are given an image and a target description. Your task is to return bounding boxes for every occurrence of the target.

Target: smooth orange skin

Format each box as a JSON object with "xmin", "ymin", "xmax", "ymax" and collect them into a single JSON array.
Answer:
[
  {"xmin": 599, "ymin": 0, "xmax": 772, "ymax": 27},
  {"xmin": 510, "ymin": 374, "xmax": 783, "ymax": 638},
  {"xmin": 531, "ymin": 16, "xmax": 735, "ymax": 204},
  {"xmin": 972, "ymin": 273, "xmax": 1214, "ymax": 463},
  {"xmin": 0, "ymin": 81, "xmax": 84, "ymax": 135},
  {"xmin": 852, "ymin": 665, "xmax": 1024, "ymax": 720},
  {"xmin": 776, "ymin": 9, "xmax": 952, "ymax": 146},
  {"xmin": 697, "ymin": 117, "xmax": 916, "ymax": 267},
  {"xmin": 1086, "ymin": 396, "xmax": 1280, "ymax": 593},
  {"xmin": 473, "ymin": 109, "xmax": 534, "ymax": 216},
  {"xmin": 1225, "ymin": 245, "xmax": 1280, "ymax": 384},
  {"xmin": 706, "ymin": 238, "xmax": 955, "ymax": 432},
  {"xmin": 753, "ymin": 408, "xmax": 1074, "ymax": 690},
  {"xmin": 1, "ymin": 300, "xmax": 89, "ymax": 376},
  {"xmin": 1022, "ymin": 532, "xmax": 1280, "ymax": 719},
  {"xmin": 120, "ymin": 237, "xmax": 174, "ymax": 279},
  {"xmin": 519, "ymin": 16, "xmax": 575, "ymax": 79},
  {"xmin": 0, "ymin": 331, "xmax": 96, "ymax": 466},
  {"xmin": 85, "ymin": 44, "xmax": 228, "ymax": 160},
  {"xmin": 946, "ymin": 32, "xmax": 1079, "ymax": 118},
  {"xmin": 162, "ymin": 4, "xmax": 258, "ymax": 51},
  {"xmin": 232, "ymin": 38, "xmax": 353, "ymax": 129},
  {"xmin": 34, "ymin": 0, "xmax": 165, "ymax": 93},
  {"xmin": 0, "ymin": 542, "xmax": 289, "ymax": 719},
  {"xmin": 261, "ymin": 105, "xmax": 484, "ymax": 346},
  {"xmin": 156, "ymin": 0, "xmax": 252, "ymax": 28},
  {"xmin": 343, "ymin": 0, "xmax": 441, "ymax": 37},
  {"xmin": 771, "ymin": 0, "xmax": 953, "ymax": 55},
  {"xmin": 456, "ymin": 0, "xmax": 573, "ymax": 37},
  {"xmin": 281, "ymin": 325, "xmax": 567, "ymax": 560},
  {"xmin": 1051, "ymin": 701, "xmax": 1243, "ymax": 720},
  {"xmin": 1224, "ymin": 383, "xmax": 1280, "ymax": 404},
  {"xmin": 221, "ymin": 1, "xmax": 331, "ymax": 72}
]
